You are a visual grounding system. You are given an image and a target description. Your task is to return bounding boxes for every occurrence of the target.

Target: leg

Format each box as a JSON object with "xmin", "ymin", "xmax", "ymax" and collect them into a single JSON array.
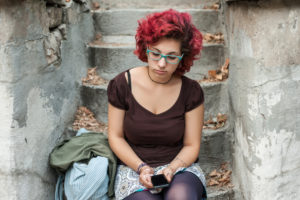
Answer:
[
  {"xmin": 163, "ymin": 171, "xmax": 204, "ymax": 200},
  {"xmin": 123, "ymin": 191, "xmax": 163, "ymax": 200}
]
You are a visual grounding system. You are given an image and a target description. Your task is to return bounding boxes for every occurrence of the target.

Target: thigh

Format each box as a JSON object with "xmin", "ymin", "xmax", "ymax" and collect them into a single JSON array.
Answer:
[
  {"xmin": 123, "ymin": 191, "xmax": 163, "ymax": 200},
  {"xmin": 163, "ymin": 171, "xmax": 204, "ymax": 200}
]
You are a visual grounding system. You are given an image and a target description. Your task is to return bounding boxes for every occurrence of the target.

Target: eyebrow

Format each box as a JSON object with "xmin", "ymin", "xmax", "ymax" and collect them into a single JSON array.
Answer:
[{"xmin": 151, "ymin": 47, "xmax": 179, "ymax": 55}]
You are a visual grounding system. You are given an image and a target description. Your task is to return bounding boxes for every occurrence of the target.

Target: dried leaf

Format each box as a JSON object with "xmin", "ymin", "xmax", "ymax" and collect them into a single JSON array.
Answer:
[
  {"xmin": 203, "ymin": 3, "xmax": 220, "ymax": 11},
  {"xmin": 217, "ymin": 113, "xmax": 227, "ymax": 123},
  {"xmin": 198, "ymin": 58, "xmax": 229, "ymax": 83},
  {"xmin": 72, "ymin": 106, "xmax": 107, "ymax": 133},
  {"xmin": 92, "ymin": 2, "xmax": 100, "ymax": 10},
  {"xmin": 208, "ymin": 70, "xmax": 217, "ymax": 79},
  {"xmin": 82, "ymin": 67, "xmax": 107, "ymax": 86},
  {"xmin": 209, "ymin": 169, "xmax": 218, "ymax": 177},
  {"xmin": 203, "ymin": 32, "xmax": 224, "ymax": 44},
  {"xmin": 208, "ymin": 178, "xmax": 219, "ymax": 186},
  {"xmin": 215, "ymin": 73, "xmax": 223, "ymax": 80}
]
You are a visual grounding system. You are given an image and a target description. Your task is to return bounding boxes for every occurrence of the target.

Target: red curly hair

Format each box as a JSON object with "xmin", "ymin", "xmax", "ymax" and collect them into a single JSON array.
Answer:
[{"xmin": 134, "ymin": 9, "xmax": 203, "ymax": 75}]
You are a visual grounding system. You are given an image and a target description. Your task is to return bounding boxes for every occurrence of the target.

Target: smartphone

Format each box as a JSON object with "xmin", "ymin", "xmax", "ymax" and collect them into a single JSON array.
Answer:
[{"xmin": 151, "ymin": 174, "xmax": 169, "ymax": 189}]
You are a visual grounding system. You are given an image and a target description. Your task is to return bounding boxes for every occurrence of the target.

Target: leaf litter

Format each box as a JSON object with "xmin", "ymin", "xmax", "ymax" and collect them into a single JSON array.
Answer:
[
  {"xmin": 198, "ymin": 58, "xmax": 229, "ymax": 83},
  {"xmin": 72, "ymin": 106, "xmax": 107, "ymax": 133},
  {"xmin": 207, "ymin": 162, "xmax": 234, "ymax": 188},
  {"xmin": 82, "ymin": 67, "xmax": 108, "ymax": 86},
  {"xmin": 203, "ymin": 113, "xmax": 227, "ymax": 130},
  {"xmin": 203, "ymin": 2, "xmax": 220, "ymax": 10},
  {"xmin": 203, "ymin": 33, "xmax": 224, "ymax": 44}
]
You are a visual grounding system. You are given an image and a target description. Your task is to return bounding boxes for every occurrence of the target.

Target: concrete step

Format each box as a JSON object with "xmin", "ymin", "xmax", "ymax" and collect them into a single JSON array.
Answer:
[
  {"xmin": 199, "ymin": 123, "xmax": 232, "ymax": 174},
  {"xmin": 91, "ymin": 0, "xmax": 220, "ymax": 9},
  {"xmin": 88, "ymin": 42, "xmax": 225, "ymax": 81},
  {"xmin": 207, "ymin": 187, "xmax": 235, "ymax": 200},
  {"xmin": 80, "ymin": 80, "xmax": 229, "ymax": 124},
  {"xmin": 93, "ymin": 9, "xmax": 221, "ymax": 35}
]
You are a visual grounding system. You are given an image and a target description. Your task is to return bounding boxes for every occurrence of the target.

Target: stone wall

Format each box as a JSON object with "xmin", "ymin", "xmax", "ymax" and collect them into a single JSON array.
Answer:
[
  {"xmin": 223, "ymin": 0, "xmax": 300, "ymax": 199},
  {"xmin": 0, "ymin": 0, "xmax": 94, "ymax": 199}
]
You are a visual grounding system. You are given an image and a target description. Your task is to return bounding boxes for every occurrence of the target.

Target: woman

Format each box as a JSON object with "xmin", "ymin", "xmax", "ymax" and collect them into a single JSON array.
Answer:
[{"xmin": 107, "ymin": 9, "xmax": 207, "ymax": 200}]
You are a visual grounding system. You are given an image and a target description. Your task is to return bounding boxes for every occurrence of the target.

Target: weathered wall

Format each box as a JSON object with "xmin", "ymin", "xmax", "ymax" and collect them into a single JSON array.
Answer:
[
  {"xmin": 224, "ymin": 0, "xmax": 300, "ymax": 199},
  {"xmin": 0, "ymin": 0, "xmax": 94, "ymax": 199}
]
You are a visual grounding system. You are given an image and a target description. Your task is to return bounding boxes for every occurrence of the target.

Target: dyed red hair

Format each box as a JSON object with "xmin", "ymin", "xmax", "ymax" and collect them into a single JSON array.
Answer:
[{"xmin": 134, "ymin": 9, "xmax": 203, "ymax": 75}]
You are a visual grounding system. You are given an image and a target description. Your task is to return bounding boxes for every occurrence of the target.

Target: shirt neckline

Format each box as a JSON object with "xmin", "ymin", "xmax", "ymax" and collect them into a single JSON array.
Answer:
[{"xmin": 122, "ymin": 70, "xmax": 184, "ymax": 116}]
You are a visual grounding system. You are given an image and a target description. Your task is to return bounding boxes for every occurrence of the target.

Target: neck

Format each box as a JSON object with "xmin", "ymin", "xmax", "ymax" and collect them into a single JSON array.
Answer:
[{"xmin": 147, "ymin": 67, "xmax": 173, "ymax": 85}]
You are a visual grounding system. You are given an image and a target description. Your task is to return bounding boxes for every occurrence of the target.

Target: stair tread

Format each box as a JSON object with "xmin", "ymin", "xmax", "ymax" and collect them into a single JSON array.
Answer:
[{"xmin": 207, "ymin": 186, "xmax": 234, "ymax": 198}]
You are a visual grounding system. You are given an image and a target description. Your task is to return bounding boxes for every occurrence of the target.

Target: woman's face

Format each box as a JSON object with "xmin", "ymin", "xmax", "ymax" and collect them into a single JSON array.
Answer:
[{"xmin": 147, "ymin": 37, "xmax": 182, "ymax": 80}]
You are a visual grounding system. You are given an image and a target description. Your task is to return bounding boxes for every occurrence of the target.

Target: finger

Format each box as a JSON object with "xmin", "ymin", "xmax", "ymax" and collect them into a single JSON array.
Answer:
[
  {"xmin": 140, "ymin": 174, "xmax": 153, "ymax": 188},
  {"xmin": 163, "ymin": 171, "xmax": 172, "ymax": 183}
]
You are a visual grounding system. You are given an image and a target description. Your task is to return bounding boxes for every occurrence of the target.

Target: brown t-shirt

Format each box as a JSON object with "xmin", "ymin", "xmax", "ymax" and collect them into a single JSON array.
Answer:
[{"xmin": 107, "ymin": 69, "xmax": 204, "ymax": 167}]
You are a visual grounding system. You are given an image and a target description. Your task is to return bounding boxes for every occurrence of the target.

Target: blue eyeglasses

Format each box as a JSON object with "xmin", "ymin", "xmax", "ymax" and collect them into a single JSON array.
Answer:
[{"xmin": 146, "ymin": 48, "xmax": 184, "ymax": 64}]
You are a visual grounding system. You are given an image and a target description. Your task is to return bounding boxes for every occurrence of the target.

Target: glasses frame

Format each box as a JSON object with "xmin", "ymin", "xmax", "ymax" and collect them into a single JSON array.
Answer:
[{"xmin": 146, "ymin": 48, "xmax": 184, "ymax": 64}]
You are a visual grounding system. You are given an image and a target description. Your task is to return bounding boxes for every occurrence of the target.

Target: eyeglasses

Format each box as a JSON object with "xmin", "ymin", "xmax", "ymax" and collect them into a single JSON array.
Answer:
[{"xmin": 146, "ymin": 48, "xmax": 184, "ymax": 64}]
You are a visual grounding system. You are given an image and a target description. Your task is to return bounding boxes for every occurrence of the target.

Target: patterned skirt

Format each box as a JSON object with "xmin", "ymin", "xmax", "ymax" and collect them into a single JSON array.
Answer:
[{"xmin": 114, "ymin": 163, "xmax": 207, "ymax": 200}]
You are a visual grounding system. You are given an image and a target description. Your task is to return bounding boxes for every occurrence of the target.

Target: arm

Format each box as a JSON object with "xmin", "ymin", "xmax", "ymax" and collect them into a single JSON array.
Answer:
[
  {"xmin": 108, "ymin": 103, "xmax": 154, "ymax": 187},
  {"xmin": 161, "ymin": 103, "xmax": 204, "ymax": 182}
]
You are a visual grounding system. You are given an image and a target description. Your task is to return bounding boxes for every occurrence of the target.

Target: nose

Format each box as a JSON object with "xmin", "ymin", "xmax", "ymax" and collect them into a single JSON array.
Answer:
[{"xmin": 157, "ymin": 56, "xmax": 167, "ymax": 68}]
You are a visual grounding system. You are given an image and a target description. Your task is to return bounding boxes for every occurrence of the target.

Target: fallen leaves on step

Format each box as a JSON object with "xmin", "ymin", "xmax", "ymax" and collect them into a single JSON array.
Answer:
[
  {"xmin": 72, "ymin": 106, "xmax": 107, "ymax": 133},
  {"xmin": 203, "ymin": 113, "xmax": 227, "ymax": 129},
  {"xmin": 89, "ymin": 33, "xmax": 103, "ymax": 46},
  {"xmin": 203, "ymin": 2, "xmax": 220, "ymax": 10},
  {"xmin": 92, "ymin": 2, "xmax": 101, "ymax": 10},
  {"xmin": 203, "ymin": 33, "xmax": 224, "ymax": 44},
  {"xmin": 207, "ymin": 162, "xmax": 233, "ymax": 188},
  {"xmin": 82, "ymin": 67, "xmax": 107, "ymax": 85},
  {"xmin": 198, "ymin": 58, "xmax": 229, "ymax": 83}
]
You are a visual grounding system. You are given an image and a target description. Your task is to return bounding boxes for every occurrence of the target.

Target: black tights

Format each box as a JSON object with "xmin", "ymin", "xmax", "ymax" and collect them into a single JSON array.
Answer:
[{"xmin": 123, "ymin": 171, "xmax": 205, "ymax": 200}]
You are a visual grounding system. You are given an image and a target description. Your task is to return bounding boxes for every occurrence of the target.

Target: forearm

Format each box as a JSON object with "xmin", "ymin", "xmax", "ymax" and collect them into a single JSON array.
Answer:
[
  {"xmin": 108, "ymin": 135, "xmax": 143, "ymax": 172},
  {"xmin": 169, "ymin": 144, "xmax": 200, "ymax": 171}
]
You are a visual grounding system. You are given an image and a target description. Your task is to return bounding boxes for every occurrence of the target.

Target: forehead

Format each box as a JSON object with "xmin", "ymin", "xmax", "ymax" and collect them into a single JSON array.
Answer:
[{"xmin": 149, "ymin": 38, "xmax": 181, "ymax": 53}]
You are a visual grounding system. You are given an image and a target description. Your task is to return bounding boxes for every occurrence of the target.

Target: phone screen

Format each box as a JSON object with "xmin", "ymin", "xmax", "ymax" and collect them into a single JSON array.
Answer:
[{"xmin": 151, "ymin": 174, "xmax": 169, "ymax": 188}]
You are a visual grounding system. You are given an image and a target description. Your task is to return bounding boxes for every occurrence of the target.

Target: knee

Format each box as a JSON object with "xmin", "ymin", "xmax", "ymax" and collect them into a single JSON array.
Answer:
[{"xmin": 164, "ymin": 183, "xmax": 191, "ymax": 200}]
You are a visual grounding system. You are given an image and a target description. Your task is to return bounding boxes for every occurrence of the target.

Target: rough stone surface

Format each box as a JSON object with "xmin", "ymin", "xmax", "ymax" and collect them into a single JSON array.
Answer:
[
  {"xmin": 93, "ymin": 9, "xmax": 221, "ymax": 35},
  {"xmin": 225, "ymin": 0, "xmax": 300, "ymax": 199},
  {"xmin": 91, "ymin": 0, "xmax": 219, "ymax": 9},
  {"xmin": 0, "ymin": 1, "xmax": 94, "ymax": 199},
  {"xmin": 0, "ymin": 0, "xmax": 49, "ymax": 45},
  {"xmin": 47, "ymin": 6, "xmax": 63, "ymax": 29}
]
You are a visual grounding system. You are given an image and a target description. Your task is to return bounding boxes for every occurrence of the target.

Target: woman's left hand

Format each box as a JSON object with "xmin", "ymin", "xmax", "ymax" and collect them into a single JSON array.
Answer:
[{"xmin": 160, "ymin": 166, "xmax": 175, "ymax": 183}]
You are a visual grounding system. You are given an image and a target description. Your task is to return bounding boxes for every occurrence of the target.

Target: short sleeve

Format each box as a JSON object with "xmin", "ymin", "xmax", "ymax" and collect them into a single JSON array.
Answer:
[
  {"xmin": 185, "ymin": 80, "xmax": 204, "ymax": 112},
  {"xmin": 107, "ymin": 75, "xmax": 126, "ymax": 110}
]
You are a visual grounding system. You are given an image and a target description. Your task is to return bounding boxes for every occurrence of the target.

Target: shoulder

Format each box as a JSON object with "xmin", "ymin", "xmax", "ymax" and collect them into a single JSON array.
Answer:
[
  {"xmin": 182, "ymin": 76, "xmax": 203, "ymax": 91},
  {"xmin": 181, "ymin": 76, "xmax": 204, "ymax": 112}
]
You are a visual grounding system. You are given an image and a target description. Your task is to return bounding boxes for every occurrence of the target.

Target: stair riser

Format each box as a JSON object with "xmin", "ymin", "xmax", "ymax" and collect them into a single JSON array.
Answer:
[
  {"xmin": 94, "ymin": 9, "xmax": 221, "ymax": 35},
  {"xmin": 199, "ymin": 130, "xmax": 232, "ymax": 174},
  {"xmin": 90, "ymin": 45, "xmax": 224, "ymax": 81},
  {"xmin": 92, "ymin": 0, "xmax": 219, "ymax": 9}
]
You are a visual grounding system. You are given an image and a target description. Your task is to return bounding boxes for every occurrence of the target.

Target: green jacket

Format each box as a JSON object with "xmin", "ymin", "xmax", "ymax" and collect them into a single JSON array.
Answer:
[{"xmin": 49, "ymin": 132, "xmax": 117, "ymax": 198}]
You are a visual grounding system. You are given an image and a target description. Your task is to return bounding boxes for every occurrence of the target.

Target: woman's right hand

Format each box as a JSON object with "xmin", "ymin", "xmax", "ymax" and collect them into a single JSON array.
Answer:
[{"xmin": 139, "ymin": 166, "xmax": 154, "ymax": 188}]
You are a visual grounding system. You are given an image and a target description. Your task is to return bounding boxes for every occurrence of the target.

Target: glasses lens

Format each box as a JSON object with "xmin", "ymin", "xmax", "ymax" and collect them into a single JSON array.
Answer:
[
  {"xmin": 148, "ymin": 51, "xmax": 161, "ymax": 60},
  {"xmin": 147, "ymin": 49, "xmax": 181, "ymax": 64},
  {"xmin": 166, "ymin": 55, "xmax": 179, "ymax": 64}
]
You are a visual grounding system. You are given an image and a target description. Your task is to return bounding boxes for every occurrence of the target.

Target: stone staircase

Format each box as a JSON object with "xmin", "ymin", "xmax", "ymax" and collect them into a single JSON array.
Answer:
[{"xmin": 78, "ymin": 0, "xmax": 235, "ymax": 199}]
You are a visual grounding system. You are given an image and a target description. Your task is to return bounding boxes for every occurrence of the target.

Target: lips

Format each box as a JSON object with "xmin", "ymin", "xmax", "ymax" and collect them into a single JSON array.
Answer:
[{"xmin": 154, "ymin": 69, "xmax": 167, "ymax": 75}]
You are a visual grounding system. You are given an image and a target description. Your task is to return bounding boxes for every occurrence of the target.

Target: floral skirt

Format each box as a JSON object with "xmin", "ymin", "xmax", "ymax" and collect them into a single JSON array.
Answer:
[{"xmin": 114, "ymin": 163, "xmax": 207, "ymax": 200}]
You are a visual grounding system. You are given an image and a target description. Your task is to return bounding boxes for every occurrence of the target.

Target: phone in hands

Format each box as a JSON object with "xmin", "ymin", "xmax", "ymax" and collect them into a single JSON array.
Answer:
[{"xmin": 151, "ymin": 174, "xmax": 169, "ymax": 189}]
